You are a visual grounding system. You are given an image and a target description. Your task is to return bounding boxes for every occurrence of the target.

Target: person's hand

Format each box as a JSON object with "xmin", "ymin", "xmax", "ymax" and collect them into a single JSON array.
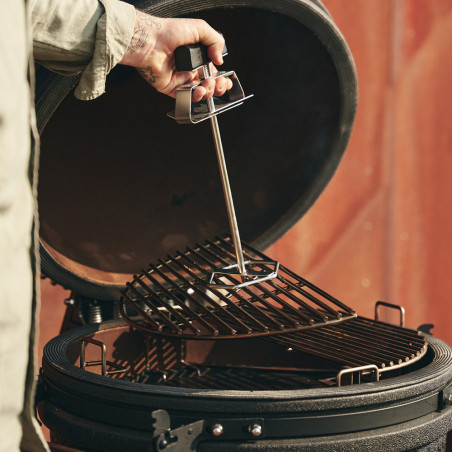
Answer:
[{"xmin": 120, "ymin": 11, "xmax": 233, "ymax": 102}]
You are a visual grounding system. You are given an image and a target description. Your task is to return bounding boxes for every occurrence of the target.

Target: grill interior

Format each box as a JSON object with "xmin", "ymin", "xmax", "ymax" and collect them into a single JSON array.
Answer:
[
  {"xmin": 120, "ymin": 237, "xmax": 356, "ymax": 339},
  {"xmin": 131, "ymin": 365, "xmax": 335, "ymax": 390},
  {"xmin": 74, "ymin": 316, "xmax": 428, "ymax": 390}
]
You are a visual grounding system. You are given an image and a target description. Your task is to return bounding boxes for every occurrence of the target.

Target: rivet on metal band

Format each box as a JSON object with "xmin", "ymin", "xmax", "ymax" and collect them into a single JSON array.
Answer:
[
  {"xmin": 211, "ymin": 424, "xmax": 224, "ymax": 437},
  {"xmin": 249, "ymin": 424, "xmax": 263, "ymax": 437}
]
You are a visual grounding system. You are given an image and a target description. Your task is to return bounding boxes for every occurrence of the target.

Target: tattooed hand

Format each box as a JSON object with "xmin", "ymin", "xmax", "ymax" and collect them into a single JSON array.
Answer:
[{"xmin": 120, "ymin": 11, "xmax": 233, "ymax": 102}]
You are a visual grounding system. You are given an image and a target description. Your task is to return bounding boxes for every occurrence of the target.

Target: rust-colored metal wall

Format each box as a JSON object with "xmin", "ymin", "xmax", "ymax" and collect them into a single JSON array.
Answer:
[{"xmin": 269, "ymin": 0, "xmax": 452, "ymax": 344}]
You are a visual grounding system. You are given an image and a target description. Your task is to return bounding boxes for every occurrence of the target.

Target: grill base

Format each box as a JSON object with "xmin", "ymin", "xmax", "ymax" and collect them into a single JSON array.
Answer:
[
  {"xmin": 41, "ymin": 399, "xmax": 450, "ymax": 452},
  {"xmin": 38, "ymin": 320, "xmax": 452, "ymax": 451}
]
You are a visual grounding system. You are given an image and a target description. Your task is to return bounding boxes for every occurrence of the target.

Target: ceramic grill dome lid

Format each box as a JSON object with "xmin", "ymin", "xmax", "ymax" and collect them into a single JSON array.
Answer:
[{"xmin": 36, "ymin": 0, "xmax": 357, "ymax": 300}]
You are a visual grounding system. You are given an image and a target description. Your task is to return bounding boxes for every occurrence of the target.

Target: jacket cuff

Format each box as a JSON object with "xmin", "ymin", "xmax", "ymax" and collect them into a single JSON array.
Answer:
[{"xmin": 74, "ymin": 0, "xmax": 136, "ymax": 100}]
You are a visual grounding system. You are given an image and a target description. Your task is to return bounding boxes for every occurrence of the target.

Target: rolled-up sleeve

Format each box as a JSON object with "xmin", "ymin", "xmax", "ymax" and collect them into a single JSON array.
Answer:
[{"xmin": 31, "ymin": 0, "xmax": 136, "ymax": 100}]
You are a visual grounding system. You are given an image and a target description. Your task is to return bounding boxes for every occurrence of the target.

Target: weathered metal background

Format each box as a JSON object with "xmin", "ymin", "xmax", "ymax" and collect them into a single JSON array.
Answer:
[{"xmin": 269, "ymin": 0, "xmax": 452, "ymax": 345}]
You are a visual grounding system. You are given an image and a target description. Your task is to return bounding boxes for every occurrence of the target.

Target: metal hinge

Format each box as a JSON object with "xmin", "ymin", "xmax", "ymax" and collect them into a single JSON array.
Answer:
[{"xmin": 153, "ymin": 410, "xmax": 204, "ymax": 452}]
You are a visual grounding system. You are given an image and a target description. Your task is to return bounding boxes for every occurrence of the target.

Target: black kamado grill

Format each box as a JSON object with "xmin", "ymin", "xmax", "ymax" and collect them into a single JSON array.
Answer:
[{"xmin": 35, "ymin": 0, "xmax": 452, "ymax": 451}]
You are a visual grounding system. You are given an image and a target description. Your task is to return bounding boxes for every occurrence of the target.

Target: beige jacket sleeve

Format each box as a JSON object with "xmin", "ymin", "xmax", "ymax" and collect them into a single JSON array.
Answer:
[{"xmin": 30, "ymin": 0, "xmax": 136, "ymax": 100}]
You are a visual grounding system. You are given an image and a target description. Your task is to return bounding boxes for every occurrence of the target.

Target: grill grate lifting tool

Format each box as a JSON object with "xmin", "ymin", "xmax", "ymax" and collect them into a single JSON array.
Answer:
[{"xmin": 168, "ymin": 43, "xmax": 279, "ymax": 290}]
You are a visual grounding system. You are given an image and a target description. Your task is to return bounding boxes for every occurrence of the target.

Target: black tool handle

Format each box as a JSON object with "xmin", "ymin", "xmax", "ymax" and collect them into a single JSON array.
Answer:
[{"xmin": 174, "ymin": 42, "xmax": 228, "ymax": 72}]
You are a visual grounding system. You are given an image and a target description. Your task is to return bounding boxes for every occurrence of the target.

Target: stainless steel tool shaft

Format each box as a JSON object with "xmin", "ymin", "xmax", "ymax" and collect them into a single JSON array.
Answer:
[{"xmin": 202, "ymin": 64, "xmax": 247, "ymax": 275}]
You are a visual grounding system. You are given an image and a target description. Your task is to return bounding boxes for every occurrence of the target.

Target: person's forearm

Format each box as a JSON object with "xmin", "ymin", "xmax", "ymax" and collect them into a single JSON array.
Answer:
[
  {"xmin": 120, "ymin": 11, "xmax": 161, "ymax": 89},
  {"xmin": 120, "ymin": 10, "xmax": 159, "ymax": 68}
]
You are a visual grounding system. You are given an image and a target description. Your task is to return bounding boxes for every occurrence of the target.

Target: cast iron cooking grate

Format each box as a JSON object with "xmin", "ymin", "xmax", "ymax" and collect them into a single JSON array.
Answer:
[
  {"xmin": 267, "ymin": 316, "xmax": 428, "ymax": 371},
  {"xmin": 120, "ymin": 237, "xmax": 356, "ymax": 339}
]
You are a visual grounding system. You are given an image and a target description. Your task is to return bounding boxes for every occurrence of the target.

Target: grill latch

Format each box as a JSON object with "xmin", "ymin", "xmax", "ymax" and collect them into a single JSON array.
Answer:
[
  {"xmin": 152, "ymin": 410, "xmax": 267, "ymax": 450},
  {"xmin": 153, "ymin": 409, "xmax": 204, "ymax": 451}
]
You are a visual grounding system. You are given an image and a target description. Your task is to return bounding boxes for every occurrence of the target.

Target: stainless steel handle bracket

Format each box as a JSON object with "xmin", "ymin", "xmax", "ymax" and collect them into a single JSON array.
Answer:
[
  {"xmin": 375, "ymin": 301, "xmax": 406, "ymax": 327},
  {"xmin": 80, "ymin": 336, "xmax": 128, "ymax": 377},
  {"xmin": 337, "ymin": 364, "xmax": 380, "ymax": 387},
  {"xmin": 167, "ymin": 70, "xmax": 253, "ymax": 124}
]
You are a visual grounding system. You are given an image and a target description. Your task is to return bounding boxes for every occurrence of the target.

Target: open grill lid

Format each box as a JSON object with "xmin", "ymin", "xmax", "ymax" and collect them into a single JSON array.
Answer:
[{"xmin": 36, "ymin": 1, "xmax": 357, "ymax": 300}]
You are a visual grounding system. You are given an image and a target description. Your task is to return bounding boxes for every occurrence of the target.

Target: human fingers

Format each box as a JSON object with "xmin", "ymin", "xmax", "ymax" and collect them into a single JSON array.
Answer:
[
  {"xmin": 191, "ymin": 75, "xmax": 232, "ymax": 102},
  {"xmin": 198, "ymin": 64, "xmax": 232, "ymax": 98},
  {"xmin": 213, "ymin": 76, "xmax": 233, "ymax": 97},
  {"xmin": 191, "ymin": 19, "xmax": 226, "ymax": 66},
  {"xmin": 142, "ymin": 65, "xmax": 197, "ymax": 99},
  {"xmin": 192, "ymin": 85, "xmax": 207, "ymax": 103},
  {"xmin": 198, "ymin": 78, "xmax": 216, "ymax": 100}
]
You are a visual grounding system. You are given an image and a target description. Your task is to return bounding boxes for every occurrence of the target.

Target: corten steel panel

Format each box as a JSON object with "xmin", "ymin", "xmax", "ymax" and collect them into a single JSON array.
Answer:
[
  {"xmin": 38, "ymin": 1, "xmax": 452, "ymax": 357},
  {"xmin": 270, "ymin": 0, "xmax": 452, "ymax": 346}
]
